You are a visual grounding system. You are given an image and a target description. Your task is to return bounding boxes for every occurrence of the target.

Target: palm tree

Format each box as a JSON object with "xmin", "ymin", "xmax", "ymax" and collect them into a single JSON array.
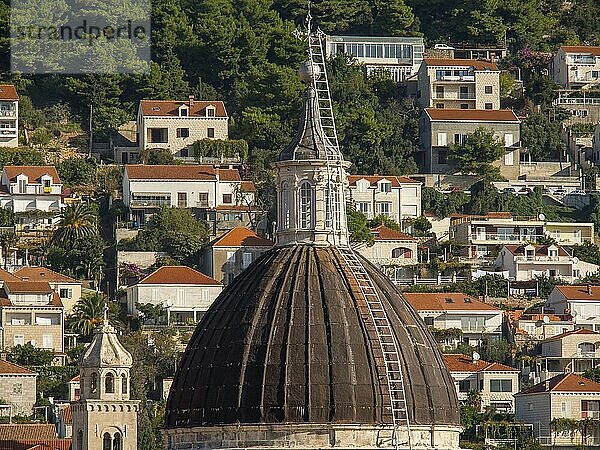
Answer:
[
  {"xmin": 67, "ymin": 292, "xmax": 118, "ymax": 336},
  {"xmin": 51, "ymin": 203, "xmax": 97, "ymax": 249}
]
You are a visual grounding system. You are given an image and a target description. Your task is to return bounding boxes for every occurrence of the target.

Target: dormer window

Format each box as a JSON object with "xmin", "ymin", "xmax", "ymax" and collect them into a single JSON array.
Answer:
[
  {"xmin": 379, "ymin": 181, "xmax": 392, "ymax": 193},
  {"xmin": 549, "ymin": 246, "xmax": 558, "ymax": 257},
  {"xmin": 525, "ymin": 246, "xmax": 535, "ymax": 258},
  {"xmin": 17, "ymin": 177, "xmax": 27, "ymax": 194},
  {"xmin": 179, "ymin": 106, "xmax": 188, "ymax": 117},
  {"xmin": 206, "ymin": 106, "xmax": 216, "ymax": 117}
]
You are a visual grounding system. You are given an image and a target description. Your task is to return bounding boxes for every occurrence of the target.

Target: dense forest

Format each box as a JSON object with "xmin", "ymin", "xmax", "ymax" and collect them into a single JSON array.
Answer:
[{"xmin": 0, "ymin": 0, "xmax": 599, "ymax": 194}]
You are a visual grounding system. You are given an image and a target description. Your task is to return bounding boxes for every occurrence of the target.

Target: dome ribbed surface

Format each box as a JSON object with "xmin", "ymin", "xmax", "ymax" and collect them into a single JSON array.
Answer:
[{"xmin": 165, "ymin": 246, "xmax": 459, "ymax": 428}]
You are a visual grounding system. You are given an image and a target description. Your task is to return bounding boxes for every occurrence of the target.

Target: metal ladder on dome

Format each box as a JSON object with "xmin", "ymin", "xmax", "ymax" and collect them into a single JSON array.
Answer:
[{"xmin": 338, "ymin": 246, "xmax": 412, "ymax": 450}]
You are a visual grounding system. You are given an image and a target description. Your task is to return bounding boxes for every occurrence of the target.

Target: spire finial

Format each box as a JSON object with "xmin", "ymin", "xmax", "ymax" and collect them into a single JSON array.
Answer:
[{"xmin": 103, "ymin": 301, "xmax": 109, "ymax": 325}]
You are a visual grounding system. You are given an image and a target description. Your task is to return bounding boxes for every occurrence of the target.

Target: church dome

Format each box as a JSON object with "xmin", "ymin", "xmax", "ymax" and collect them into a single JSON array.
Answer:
[
  {"xmin": 79, "ymin": 322, "xmax": 133, "ymax": 368},
  {"xmin": 165, "ymin": 246, "xmax": 459, "ymax": 429}
]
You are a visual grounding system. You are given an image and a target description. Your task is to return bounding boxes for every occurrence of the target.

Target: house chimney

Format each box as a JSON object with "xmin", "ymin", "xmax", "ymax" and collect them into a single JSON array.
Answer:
[
  {"xmin": 588, "ymin": 285, "xmax": 593, "ymax": 295},
  {"xmin": 188, "ymin": 95, "xmax": 195, "ymax": 107}
]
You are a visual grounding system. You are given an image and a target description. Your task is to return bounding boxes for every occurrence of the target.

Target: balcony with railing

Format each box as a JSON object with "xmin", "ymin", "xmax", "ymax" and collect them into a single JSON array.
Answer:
[
  {"xmin": 554, "ymin": 97, "xmax": 600, "ymax": 106},
  {"xmin": 130, "ymin": 195, "xmax": 171, "ymax": 208},
  {"xmin": 513, "ymin": 255, "xmax": 565, "ymax": 262},
  {"xmin": 435, "ymin": 75, "xmax": 476, "ymax": 82},
  {"xmin": 11, "ymin": 184, "xmax": 61, "ymax": 195},
  {"xmin": 470, "ymin": 233, "xmax": 544, "ymax": 243}
]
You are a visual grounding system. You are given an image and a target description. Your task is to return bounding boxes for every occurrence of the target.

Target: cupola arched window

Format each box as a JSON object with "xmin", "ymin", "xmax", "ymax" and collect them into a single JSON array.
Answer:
[
  {"xmin": 121, "ymin": 374, "xmax": 128, "ymax": 395},
  {"xmin": 299, "ymin": 181, "xmax": 313, "ymax": 229},
  {"xmin": 103, "ymin": 433, "xmax": 111, "ymax": 450},
  {"xmin": 325, "ymin": 182, "xmax": 340, "ymax": 229},
  {"xmin": 113, "ymin": 432, "xmax": 122, "ymax": 450},
  {"xmin": 90, "ymin": 373, "xmax": 97, "ymax": 394},
  {"xmin": 280, "ymin": 183, "xmax": 290, "ymax": 230},
  {"xmin": 105, "ymin": 373, "xmax": 115, "ymax": 394}
]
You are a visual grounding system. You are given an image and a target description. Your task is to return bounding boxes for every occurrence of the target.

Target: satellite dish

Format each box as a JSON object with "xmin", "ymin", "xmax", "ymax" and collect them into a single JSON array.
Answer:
[
  {"xmin": 573, "ymin": 257, "xmax": 579, "ymax": 264},
  {"xmin": 572, "ymin": 309, "xmax": 578, "ymax": 317},
  {"xmin": 538, "ymin": 213, "xmax": 546, "ymax": 221},
  {"xmin": 543, "ymin": 315, "xmax": 550, "ymax": 324},
  {"xmin": 472, "ymin": 352, "xmax": 481, "ymax": 362}
]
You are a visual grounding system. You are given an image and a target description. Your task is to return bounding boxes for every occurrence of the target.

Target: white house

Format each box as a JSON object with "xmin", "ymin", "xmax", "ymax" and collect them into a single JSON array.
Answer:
[
  {"xmin": 13, "ymin": 266, "xmax": 82, "ymax": 313},
  {"xmin": 444, "ymin": 353, "xmax": 519, "ymax": 413},
  {"xmin": 137, "ymin": 96, "xmax": 229, "ymax": 157},
  {"xmin": 547, "ymin": 285, "xmax": 600, "ymax": 332},
  {"xmin": 324, "ymin": 35, "xmax": 425, "ymax": 82},
  {"xmin": 403, "ymin": 292, "xmax": 503, "ymax": 347},
  {"xmin": 494, "ymin": 244, "xmax": 599, "ymax": 283},
  {"xmin": 0, "ymin": 166, "xmax": 63, "ymax": 237},
  {"xmin": 417, "ymin": 58, "xmax": 500, "ymax": 110},
  {"xmin": 126, "ymin": 265, "xmax": 223, "ymax": 325},
  {"xmin": 552, "ymin": 46, "xmax": 600, "ymax": 89},
  {"xmin": 200, "ymin": 227, "xmax": 273, "ymax": 286},
  {"xmin": 539, "ymin": 329, "xmax": 600, "ymax": 382},
  {"xmin": 122, "ymin": 165, "xmax": 257, "ymax": 229},
  {"xmin": 0, "ymin": 85, "xmax": 18, "ymax": 147},
  {"xmin": 354, "ymin": 224, "xmax": 418, "ymax": 267},
  {"xmin": 515, "ymin": 373, "xmax": 600, "ymax": 446},
  {"xmin": 347, "ymin": 175, "xmax": 421, "ymax": 222}
]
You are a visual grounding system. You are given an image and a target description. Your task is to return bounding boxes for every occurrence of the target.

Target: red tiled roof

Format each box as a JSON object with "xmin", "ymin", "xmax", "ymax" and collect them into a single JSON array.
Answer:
[
  {"xmin": 69, "ymin": 375, "xmax": 80, "ymax": 382},
  {"xmin": 0, "ymin": 269, "xmax": 22, "ymax": 283},
  {"xmin": 15, "ymin": 440, "xmax": 72, "ymax": 450},
  {"xmin": 0, "ymin": 85, "xmax": 19, "ymax": 101},
  {"xmin": 240, "ymin": 181, "xmax": 256, "ymax": 192},
  {"xmin": 216, "ymin": 168, "xmax": 241, "ymax": 182},
  {"xmin": 3, "ymin": 166, "xmax": 60, "ymax": 184},
  {"xmin": 555, "ymin": 285, "xmax": 600, "ymax": 301},
  {"xmin": 560, "ymin": 46, "xmax": 600, "ymax": 56},
  {"xmin": 545, "ymin": 328, "xmax": 599, "ymax": 341},
  {"xmin": 0, "ymin": 359, "xmax": 35, "ymax": 375},
  {"xmin": 347, "ymin": 175, "xmax": 420, "ymax": 187},
  {"xmin": 443, "ymin": 354, "xmax": 518, "ymax": 373},
  {"xmin": 4, "ymin": 281, "xmax": 52, "ymax": 294},
  {"xmin": 403, "ymin": 292, "xmax": 500, "ymax": 311},
  {"xmin": 504, "ymin": 244, "xmax": 569, "ymax": 257},
  {"xmin": 423, "ymin": 58, "xmax": 498, "ymax": 70},
  {"xmin": 14, "ymin": 267, "xmax": 78, "ymax": 284},
  {"xmin": 125, "ymin": 165, "xmax": 217, "ymax": 181},
  {"xmin": 519, "ymin": 373, "xmax": 600, "ymax": 395},
  {"xmin": 140, "ymin": 99, "xmax": 227, "ymax": 117},
  {"xmin": 138, "ymin": 266, "xmax": 221, "ymax": 286},
  {"xmin": 425, "ymin": 108, "xmax": 520, "ymax": 122},
  {"xmin": 371, "ymin": 225, "xmax": 416, "ymax": 241},
  {"xmin": 212, "ymin": 227, "xmax": 274, "ymax": 248},
  {"xmin": 0, "ymin": 424, "xmax": 56, "ymax": 441}
]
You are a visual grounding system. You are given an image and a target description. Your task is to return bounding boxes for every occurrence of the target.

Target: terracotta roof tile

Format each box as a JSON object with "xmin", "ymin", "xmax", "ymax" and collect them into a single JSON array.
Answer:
[
  {"xmin": 15, "ymin": 439, "xmax": 72, "ymax": 450},
  {"xmin": 425, "ymin": 108, "xmax": 520, "ymax": 122},
  {"xmin": 125, "ymin": 165, "xmax": 217, "ymax": 181},
  {"xmin": 140, "ymin": 99, "xmax": 227, "ymax": 117},
  {"xmin": 240, "ymin": 180, "xmax": 256, "ymax": 192},
  {"xmin": 504, "ymin": 244, "xmax": 569, "ymax": 257},
  {"xmin": 371, "ymin": 225, "xmax": 416, "ymax": 241},
  {"xmin": 403, "ymin": 292, "xmax": 500, "ymax": 311},
  {"xmin": 216, "ymin": 168, "xmax": 241, "ymax": 182},
  {"xmin": 545, "ymin": 328, "xmax": 599, "ymax": 341},
  {"xmin": 14, "ymin": 267, "xmax": 78, "ymax": 284},
  {"xmin": 560, "ymin": 46, "xmax": 600, "ymax": 56},
  {"xmin": 4, "ymin": 281, "xmax": 53, "ymax": 294},
  {"xmin": 0, "ymin": 269, "xmax": 22, "ymax": 283},
  {"xmin": 347, "ymin": 175, "xmax": 420, "ymax": 187},
  {"xmin": 423, "ymin": 58, "xmax": 499, "ymax": 70},
  {"xmin": 0, "ymin": 360, "xmax": 35, "ymax": 375},
  {"xmin": 443, "ymin": 354, "xmax": 518, "ymax": 373},
  {"xmin": 556, "ymin": 285, "xmax": 600, "ymax": 301},
  {"xmin": 518, "ymin": 373, "xmax": 600, "ymax": 395},
  {"xmin": 0, "ymin": 85, "xmax": 19, "ymax": 101},
  {"xmin": 212, "ymin": 227, "xmax": 274, "ymax": 248},
  {"xmin": 69, "ymin": 375, "xmax": 80, "ymax": 382},
  {"xmin": 0, "ymin": 424, "xmax": 56, "ymax": 441},
  {"xmin": 139, "ymin": 266, "xmax": 221, "ymax": 286},
  {"xmin": 3, "ymin": 166, "xmax": 60, "ymax": 184}
]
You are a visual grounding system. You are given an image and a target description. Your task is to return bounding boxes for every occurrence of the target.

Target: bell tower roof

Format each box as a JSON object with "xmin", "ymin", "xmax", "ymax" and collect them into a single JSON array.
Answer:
[{"xmin": 79, "ymin": 321, "xmax": 133, "ymax": 368}]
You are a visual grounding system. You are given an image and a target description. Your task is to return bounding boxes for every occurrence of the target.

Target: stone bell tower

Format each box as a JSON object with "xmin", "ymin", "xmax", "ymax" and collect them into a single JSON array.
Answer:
[{"xmin": 71, "ymin": 314, "xmax": 139, "ymax": 450}]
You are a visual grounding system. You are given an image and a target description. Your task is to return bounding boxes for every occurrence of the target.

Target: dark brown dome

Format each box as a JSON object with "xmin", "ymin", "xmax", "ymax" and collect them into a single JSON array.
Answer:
[{"xmin": 165, "ymin": 246, "xmax": 459, "ymax": 428}]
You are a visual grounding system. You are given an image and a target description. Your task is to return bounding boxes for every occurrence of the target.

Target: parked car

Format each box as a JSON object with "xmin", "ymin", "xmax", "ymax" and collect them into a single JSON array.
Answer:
[
  {"xmin": 554, "ymin": 188, "xmax": 567, "ymax": 196},
  {"xmin": 571, "ymin": 190, "xmax": 587, "ymax": 196},
  {"xmin": 518, "ymin": 187, "xmax": 532, "ymax": 194},
  {"xmin": 502, "ymin": 187, "xmax": 516, "ymax": 194}
]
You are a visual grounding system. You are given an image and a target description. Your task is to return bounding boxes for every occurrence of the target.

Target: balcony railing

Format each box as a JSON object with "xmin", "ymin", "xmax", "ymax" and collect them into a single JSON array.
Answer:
[
  {"xmin": 435, "ymin": 75, "xmax": 475, "ymax": 82},
  {"xmin": 0, "ymin": 111, "xmax": 16, "ymax": 117},
  {"xmin": 514, "ymin": 255, "xmax": 563, "ymax": 262},
  {"xmin": 554, "ymin": 97, "xmax": 600, "ymax": 105},
  {"xmin": 582, "ymin": 410, "xmax": 600, "ymax": 419},
  {"xmin": 470, "ymin": 233, "xmax": 543, "ymax": 242},
  {"xmin": 130, "ymin": 198, "xmax": 171, "ymax": 208},
  {"xmin": 459, "ymin": 93, "xmax": 476, "ymax": 99}
]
